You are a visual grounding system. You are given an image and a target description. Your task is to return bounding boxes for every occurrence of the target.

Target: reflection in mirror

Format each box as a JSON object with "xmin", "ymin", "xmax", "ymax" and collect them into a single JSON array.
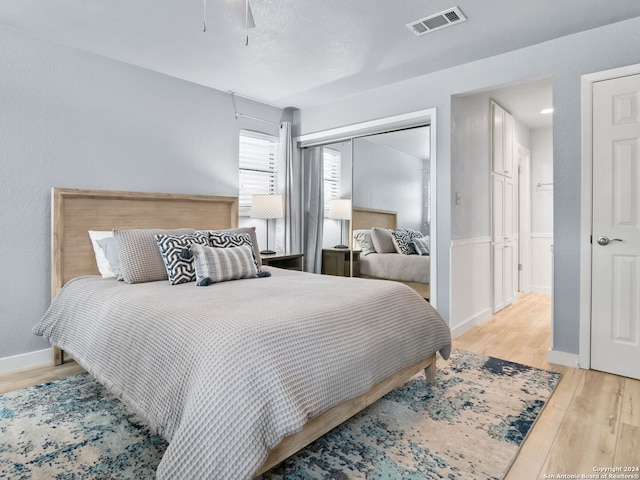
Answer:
[
  {"xmin": 352, "ymin": 126, "xmax": 431, "ymax": 299},
  {"xmin": 318, "ymin": 141, "xmax": 354, "ymax": 277},
  {"xmin": 321, "ymin": 140, "xmax": 353, "ymax": 249}
]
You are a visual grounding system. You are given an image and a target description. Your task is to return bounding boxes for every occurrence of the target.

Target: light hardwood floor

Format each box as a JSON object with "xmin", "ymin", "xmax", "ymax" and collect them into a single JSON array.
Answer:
[
  {"xmin": 1, "ymin": 292, "xmax": 638, "ymax": 479},
  {"xmin": 455, "ymin": 292, "xmax": 640, "ymax": 479}
]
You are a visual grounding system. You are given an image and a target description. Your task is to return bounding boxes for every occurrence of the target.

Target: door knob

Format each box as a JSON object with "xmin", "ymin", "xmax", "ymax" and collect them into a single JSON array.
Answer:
[{"xmin": 597, "ymin": 236, "xmax": 623, "ymax": 246}]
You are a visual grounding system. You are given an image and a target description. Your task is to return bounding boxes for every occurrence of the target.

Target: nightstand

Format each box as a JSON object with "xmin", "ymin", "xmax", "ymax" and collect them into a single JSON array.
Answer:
[
  {"xmin": 260, "ymin": 252, "xmax": 304, "ymax": 271},
  {"xmin": 321, "ymin": 249, "xmax": 360, "ymax": 277}
]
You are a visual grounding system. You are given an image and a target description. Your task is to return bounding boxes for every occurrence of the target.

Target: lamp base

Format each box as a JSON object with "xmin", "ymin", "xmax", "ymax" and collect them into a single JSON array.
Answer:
[
  {"xmin": 333, "ymin": 244, "xmax": 349, "ymax": 249},
  {"xmin": 260, "ymin": 249, "xmax": 277, "ymax": 255}
]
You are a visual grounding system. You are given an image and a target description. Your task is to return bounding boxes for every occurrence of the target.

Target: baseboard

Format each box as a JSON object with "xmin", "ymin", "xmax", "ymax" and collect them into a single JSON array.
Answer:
[
  {"xmin": 547, "ymin": 349, "xmax": 581, "ymax": 368},
  {"xmin": 0, "ymin": 348, "xmax": 51, "ymax": 374},
  {"xmin": 531, "ymin": 286, "xmax": 552, "ymax": 294},
  {"xmin": 450, "ymin": 308, "xmax": 493, "ymax": 339}
]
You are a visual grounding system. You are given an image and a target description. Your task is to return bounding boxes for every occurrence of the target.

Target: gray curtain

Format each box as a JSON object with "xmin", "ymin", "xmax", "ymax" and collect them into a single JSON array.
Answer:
[
  {"xmin": 303, "ymin": 146, "xmax": 324, "ymax": 273},
  {"xmin": 276, "ymin": 122, "xmax": 301, "ymax": 255}
]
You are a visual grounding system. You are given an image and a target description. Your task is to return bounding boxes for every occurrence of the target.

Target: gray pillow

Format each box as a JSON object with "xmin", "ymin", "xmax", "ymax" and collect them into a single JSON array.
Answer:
[
  {"xmin": 208, "ymin": 231, "xmax": 261, "ymax": 272},
  {"xmin": 114, "ymin": 228, "xmax": 194, "ymax": 284},
  {"xmin": 412, "ymin": 236, "xmax": 430, "ymax": 256},
  {"xmin": 353, "ymin": 229, "xmax": 376, "ymax": 255},
  {"xmin": 191, "ymin": 244, "xmax": 258, "ymax": 285},
  {"xmin": 370, "ymin": 227, "xmax": 396, "ymax": 253}
]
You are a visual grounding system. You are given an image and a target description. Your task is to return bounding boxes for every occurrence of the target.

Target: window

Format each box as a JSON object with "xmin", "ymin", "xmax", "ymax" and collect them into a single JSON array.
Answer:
[
  {"xmin": 323, "ymin": 147, "xmax": 341, "ymax": 213},
  {"xmin": 239, "ymin": 130, "xmax": 279, "ymax": 216}
]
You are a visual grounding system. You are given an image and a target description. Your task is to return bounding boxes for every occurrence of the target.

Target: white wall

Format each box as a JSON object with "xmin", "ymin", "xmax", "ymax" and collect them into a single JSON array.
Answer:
[
  {"xmin": 449, "ymin": 238, "xmax": 493, "ymax": 337},
  {"xmin": 0, "ymin": 26, "xmax": 286, "ymax": 370},
  {"xmin": 298, "ymin": 16, "xmax": 640, "ymax": 358}
]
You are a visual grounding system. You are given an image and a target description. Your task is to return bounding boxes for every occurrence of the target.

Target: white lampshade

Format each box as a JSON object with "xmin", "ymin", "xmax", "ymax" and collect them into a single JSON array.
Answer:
[
  {"xmin": 328, "ymin": 199, "xmax": 352, "ymax": 220},
  {"xmin": 250, "ymin": 194, "xmax": 284, "ymax": 219}
]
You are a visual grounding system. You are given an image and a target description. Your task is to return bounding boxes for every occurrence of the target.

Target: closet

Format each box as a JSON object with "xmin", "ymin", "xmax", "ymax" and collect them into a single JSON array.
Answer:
[{"xmin": 491, "ymin": 101, "xmax": 518, "ymax": 312}]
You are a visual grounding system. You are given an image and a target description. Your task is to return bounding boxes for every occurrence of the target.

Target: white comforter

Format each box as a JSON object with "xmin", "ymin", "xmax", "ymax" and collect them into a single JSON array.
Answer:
[{"xmin": 33, "ymin": 267, "xmax": 451, "ymax": 479}]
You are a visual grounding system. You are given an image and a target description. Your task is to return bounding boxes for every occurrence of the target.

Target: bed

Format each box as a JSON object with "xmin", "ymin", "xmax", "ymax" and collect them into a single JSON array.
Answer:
[
  {"xmin": 34, "ymin": 188, "xmax": 451, "ymax": 479},
  {"xmin": 352, "ymin": 206, "xmax": 431, "ymax": 299}
]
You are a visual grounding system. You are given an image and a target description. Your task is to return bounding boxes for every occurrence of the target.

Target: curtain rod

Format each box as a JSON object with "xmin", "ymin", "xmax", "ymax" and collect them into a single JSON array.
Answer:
[
  {"xmin": 230, "ymin": 91, "xmax": 280, "ymax": 125},
  {"xmin": 234, "ymin": 112, "xmax": 279, "ymax": 125}
]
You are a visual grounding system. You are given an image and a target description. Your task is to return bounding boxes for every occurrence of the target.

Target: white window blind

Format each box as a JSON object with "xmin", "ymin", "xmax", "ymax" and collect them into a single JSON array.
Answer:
[
  {"xmin": 239, "ymin": 130, "xmax": 279, "ymax": 216},
  {"xmin": 323, "ymin": 147, "xmax": 341, "ymax": 213}
]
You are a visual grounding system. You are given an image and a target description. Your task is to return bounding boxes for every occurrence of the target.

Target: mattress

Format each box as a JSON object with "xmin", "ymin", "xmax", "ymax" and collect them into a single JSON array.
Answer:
[
  {"xmin": 360, "ymin": 252, "xmax": 430, "ymax": 283},
  {"xmin": 33, "ymin": 267, "xmax": 450, "ymax": 479}
]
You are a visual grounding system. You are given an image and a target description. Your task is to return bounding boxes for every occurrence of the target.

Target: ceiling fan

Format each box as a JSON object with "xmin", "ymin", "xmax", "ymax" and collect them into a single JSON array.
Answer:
[{"xmin": 203, "ymin": 0, "xmax": 255, "ymax": 44}]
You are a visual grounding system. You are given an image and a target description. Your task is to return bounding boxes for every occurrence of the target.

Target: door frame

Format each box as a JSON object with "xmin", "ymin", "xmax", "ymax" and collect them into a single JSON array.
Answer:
[
  {"xmin": 579, "ymin": 63, "xmax": 640, "ymax": 370},
  {"xmin": 518, "ymin": 145, "xmax": 532, "ymax": 293}
]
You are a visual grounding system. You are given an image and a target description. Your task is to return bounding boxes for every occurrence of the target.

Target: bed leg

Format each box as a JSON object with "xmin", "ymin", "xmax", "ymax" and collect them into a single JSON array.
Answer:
[
  {"xmin": 424, "ymin": 361, "xmax": 436, "ymax": 383},
  {"xmin": 53, "ymin": 346, "xmax": 64, "ymax": 366}
]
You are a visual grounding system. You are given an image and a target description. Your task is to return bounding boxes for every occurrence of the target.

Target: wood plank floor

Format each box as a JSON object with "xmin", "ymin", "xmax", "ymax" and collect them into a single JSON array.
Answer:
[
  {"xmin": 455, "ymin": 292, "xmax": 640, "ymax": 479},
  {"xmin": 1, "ymin": 292, "xmax": 638, "ymax": 478}
]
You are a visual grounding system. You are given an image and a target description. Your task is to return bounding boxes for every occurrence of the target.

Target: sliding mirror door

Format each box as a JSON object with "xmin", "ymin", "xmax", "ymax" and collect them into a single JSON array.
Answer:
[{"xmin": 352, "ymin": 126, "xmax": 432, "ymax": 299}]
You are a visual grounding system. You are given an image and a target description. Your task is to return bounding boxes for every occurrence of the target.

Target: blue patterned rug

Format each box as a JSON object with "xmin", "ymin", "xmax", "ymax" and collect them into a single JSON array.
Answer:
[{"xmin": 0, "ymin": 349, "xmax": 560, "ymax": 479}]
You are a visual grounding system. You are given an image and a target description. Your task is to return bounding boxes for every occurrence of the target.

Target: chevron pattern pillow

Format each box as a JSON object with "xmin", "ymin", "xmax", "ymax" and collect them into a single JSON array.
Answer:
[
  {"xmin": 209, "ymin": 232, "xmax": 261, "ymax": 271},
  {"xmin": 391, "ymin": 228, "xmax": 424, "ymax": 255},
  {"xmin": 155, "ymin": 232, "xmax": 210, "ymax": 285},
  {"xmin": 191, "ymin": 244, "xmax": 258, "ymax": 285}
]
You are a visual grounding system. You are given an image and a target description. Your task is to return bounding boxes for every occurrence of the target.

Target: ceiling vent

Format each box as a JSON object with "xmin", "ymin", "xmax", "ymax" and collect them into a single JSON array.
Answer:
[{"xmin": 407, "ymin": 7, "xmax": 466, "ymax": 36}]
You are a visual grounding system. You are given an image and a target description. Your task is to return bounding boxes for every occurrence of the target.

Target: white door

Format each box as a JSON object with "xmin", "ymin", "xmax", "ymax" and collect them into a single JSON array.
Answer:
[
  {"xmin": 591, "ymin": 73, "xmax": 640, "ymax": 380},
  {"xmin": 492, "ymin": 173, "xmax": 517, "ymax": 312}
]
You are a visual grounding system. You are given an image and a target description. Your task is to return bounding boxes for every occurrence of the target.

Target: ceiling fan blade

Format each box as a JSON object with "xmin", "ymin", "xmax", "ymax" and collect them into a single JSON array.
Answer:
[{"xmin": 225, "ymin": 0, "xmax": 256, "ymax": 29}]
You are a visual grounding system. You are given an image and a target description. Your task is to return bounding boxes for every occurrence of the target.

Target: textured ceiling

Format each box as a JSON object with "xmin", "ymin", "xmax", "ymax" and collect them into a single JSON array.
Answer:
[{"xmin": 1, "ymin": 1, "xmax": 639, "ymax": 109}]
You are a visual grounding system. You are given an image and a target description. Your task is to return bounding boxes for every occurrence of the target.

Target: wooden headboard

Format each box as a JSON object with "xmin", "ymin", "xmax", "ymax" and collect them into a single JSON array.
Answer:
[
  {"xmin": 52, "ymin": 188, "xmax": 239, "ymax": 298},
  {"xmin": 352, "ymin": 206, "xmax": 398, "ymax": 231}
]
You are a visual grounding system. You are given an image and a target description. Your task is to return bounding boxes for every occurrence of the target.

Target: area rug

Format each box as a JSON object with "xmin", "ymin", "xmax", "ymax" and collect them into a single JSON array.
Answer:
[{"xmin": 0, "ymin": 349, "xmax": 561, "ymax": 479}]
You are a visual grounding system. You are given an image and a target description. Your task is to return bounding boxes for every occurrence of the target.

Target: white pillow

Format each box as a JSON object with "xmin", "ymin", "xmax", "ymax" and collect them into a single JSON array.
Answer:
[{"xmin": 88, "ymin": 230, "xmax": 116, "ymax": 278}]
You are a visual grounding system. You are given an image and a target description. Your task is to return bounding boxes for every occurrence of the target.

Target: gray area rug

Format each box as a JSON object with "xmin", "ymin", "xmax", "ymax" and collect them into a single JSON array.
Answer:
[{"xmin": 0, "ymin": 349, "xmax": 561, "ymax": 479}]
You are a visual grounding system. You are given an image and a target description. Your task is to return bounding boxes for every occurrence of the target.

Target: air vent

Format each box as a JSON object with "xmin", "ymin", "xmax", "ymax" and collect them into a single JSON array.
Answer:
[{"xmin": 407, "ymin": 7, "xmax": 466, "ymax": 36}]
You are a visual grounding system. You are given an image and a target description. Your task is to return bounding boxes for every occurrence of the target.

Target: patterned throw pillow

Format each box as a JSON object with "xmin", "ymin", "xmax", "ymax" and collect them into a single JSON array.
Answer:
[
  {"xmin": 391, "ymin": 228, "xmax": 424, "ymax": 255},
  {"xmin": 114, "ymin": 228, "xmax": 195, "ymax": 284},
  {"xmin": 412, "ymin": 236, "xmax": 430, "ymax": 256},
  {"xmin": 204, "ymin": 227, "xmax": 262, "ymax": 265},
  {"xmin": 209, "ymin": 232, "xmax": 261, "ymax": 271},
  {"xmin": 191, "ymin": 244, "xmax": 258, "ymax": 285},
  {"xmin": 155, "ymin": 232, "xmax": 209, "ymax": 285}
]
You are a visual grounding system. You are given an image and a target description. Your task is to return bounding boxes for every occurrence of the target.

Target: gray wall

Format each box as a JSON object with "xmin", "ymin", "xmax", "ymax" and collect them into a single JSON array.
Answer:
[
  {"xmin": 298, "ymin": 16, "xmax": 640, "ymax": 355},
  {"xmin": 451, "ymin": 94, "xmax": 491, "ymax": 240},
  {"xmin": 0, "ymin": 26, "xmax": 285, "ymax": 360},
  {"xmin": 353, "ymin": 139, "xmax": 423, "ymax": 232}
]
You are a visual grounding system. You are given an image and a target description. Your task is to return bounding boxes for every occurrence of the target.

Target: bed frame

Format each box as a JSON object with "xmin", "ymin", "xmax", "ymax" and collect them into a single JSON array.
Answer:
[
  {"xmin": 50, "ymin": 187, "xmax": 436, "ymax": 476},
  {"xmin": 352, "ymin": 206, "xmax": 430, "ymax": 299}
]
